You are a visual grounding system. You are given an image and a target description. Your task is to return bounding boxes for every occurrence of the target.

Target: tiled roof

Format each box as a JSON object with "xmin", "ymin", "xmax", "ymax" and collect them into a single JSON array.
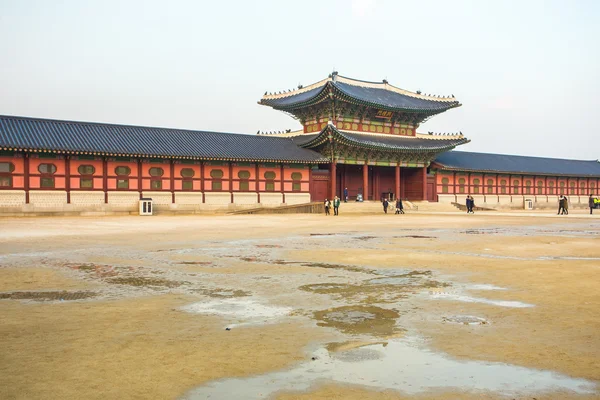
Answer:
[
  {"xmin": 434, "ymin": 151, "xmax": 600, "ymax": 177},
  {"xmin": 295, "ymin": 125, "xmax": 469, "ymax": 153},
  {"xmin": 0, "ymin": 115, "xmax": 328, "ymax": 163},
  {"xmin": 260, "ymin": 74, "xmax": 460, "ymax": 113}
]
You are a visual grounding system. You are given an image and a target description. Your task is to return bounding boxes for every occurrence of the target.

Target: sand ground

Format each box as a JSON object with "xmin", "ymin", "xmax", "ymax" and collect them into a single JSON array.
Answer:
[{"xmin": 0, "ymin": 212, "xmax": 599, "ymax": 399}]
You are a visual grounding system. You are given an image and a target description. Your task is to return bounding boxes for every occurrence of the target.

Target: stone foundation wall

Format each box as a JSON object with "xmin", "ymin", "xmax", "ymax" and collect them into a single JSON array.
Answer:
[
  {"xmin": 260, "ymin": 193, "xmax": 283, "ymax": 206},
  {"xmin": 0, "ymin": 190, "xmax": 26, "ymax": 207},
  {"xmin": 70, "ymin": 191, "xmax": 104, "ymax": 206},
  {"xmin": 233, "ymin": 193, "xmax": 258, "ymax": 205},
  {"xmin": 0, "ymin": 190, "xmax": 311, "ymax": 215}
]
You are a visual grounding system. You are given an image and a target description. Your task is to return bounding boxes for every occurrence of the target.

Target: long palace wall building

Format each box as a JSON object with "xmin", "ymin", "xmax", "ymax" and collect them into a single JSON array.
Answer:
[{"xmin": 1, "ymin": 72, "xmax": 599, "ymax": 215}]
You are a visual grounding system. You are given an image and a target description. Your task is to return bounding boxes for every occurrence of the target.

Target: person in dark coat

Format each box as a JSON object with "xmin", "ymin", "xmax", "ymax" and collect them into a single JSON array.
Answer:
[
  {"xmin": 557, "ymin": 195, "xmax": 564, "ymax": 215},
  {"xmin": 395, "ymin": 198, "xmax": 405, "ymax": 214},
  {"xmin": 589, "ymin": 194, "xmax": 595, "ymax": 215},
  {"xmin": 563, "ymin": 196, "xmax": 569, "ymax": 215},
  {"xmin": 382, "ymin": 198, "xmax": 389, "ymax": 214},
  {"xmin": 343, "ymin": 187, "xmax": 349, "ymax": 203},
  {"xmin": 469, "ymin": 195, "xmax": 475, "ymax": 214},
  {"xmin": 324, "ymin": 199, "xmax": 330, "ymax": 215}
]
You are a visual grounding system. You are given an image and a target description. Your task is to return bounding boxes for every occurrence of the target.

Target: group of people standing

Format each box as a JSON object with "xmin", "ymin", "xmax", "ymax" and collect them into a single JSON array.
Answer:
[{"xmin": 323, "ymin": 196, "xmax": 341, "ymax": 216}]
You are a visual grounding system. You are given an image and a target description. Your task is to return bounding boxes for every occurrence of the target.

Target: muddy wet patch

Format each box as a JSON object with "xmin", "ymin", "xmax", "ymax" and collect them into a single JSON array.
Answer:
[
  {"xmin": 301, "ymin": 262, "xmax": 375, "ymax": 274},
  {"xmin": 105, "ymin": 276, "xmax": 184, "ymax": 288},
  {"xmin": 192, "ymin": 288, "xmax": 251, "ymax": 298},
  {"xmin": 0, "ymin": 290, "xmax": 97, "ymax": 301},
  {"xmin": 314, "ymin": 305, "xmax": 401, "ymax": 336},
  {"xmin": 394, "ymin": 235, "xmax": 437, "ymax": 239}
]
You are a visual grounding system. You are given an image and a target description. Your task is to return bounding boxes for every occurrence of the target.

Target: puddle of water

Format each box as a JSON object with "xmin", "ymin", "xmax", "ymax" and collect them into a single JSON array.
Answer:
[
  {"xmin": 181, "ymin": 337, "xmax": 596, "ymax": 399},
  {"xmin": 442, "ymin": 315, "xmax": 489, "ymax": 325},
  {"xmin": 181, "ymin": 298, "xmax": 291, "ymax": 327},
  {"xmin": 467, "ymin": 284, "xmax": 506, "ymax": 291},
  {"xmin": 314, "ymin": 305, "xmax": 401, "ymax": 336},
  {"xmin": 430, "ymin": 292, "xmax": 534, "ymax": 308}
]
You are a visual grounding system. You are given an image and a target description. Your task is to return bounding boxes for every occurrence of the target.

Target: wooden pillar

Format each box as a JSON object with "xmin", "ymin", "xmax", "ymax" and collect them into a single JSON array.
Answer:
[
  {"xmin": 137, "ymin": 159, "xmax": 143, "ymax": 200},
  {"xmin": 308, "ymin": 166, "xmax": 313, "ymax": 202},
  {"xmin": 374, "ymin": 168, "xmax": 379, "ymax": 200},
  {"xmin": 24, "ymin": 152, "xmax": 30, "ymax": 204},
  {"xmin": 422, "ymin": 166, "xmax": 428, "ymax": 200},
  {"xmin": 229, "ymin": 162, "xmax": 234, "ymax": 203},
  {"xmin": 255, "ymin": 163, "xmax": 261, "ymax": 203},
  {"xmin": 330, "ymin": 161, "xmax": 336, "ymax": 200},
  {"xmin": 170, "ymin": 160, "xmax": 175, "ymax": 204},
  {"xmin": 280, "ymin": 164, "xmax": 285, "ymax": 204},
  {"xmin": 65, "ymin": 155, "xmax": 71, "ymax": 203},
  {"xmin": 200, "ymin": 161, "xmax": 205, "ymax": 203},
  {"xmin": 103, "ymin": 157, "xmax": 108, "ymax": 204},
  {"xmin": 362, "ymin": 163, "xmax": 368, "ymax": 200},
  {"xmin": 395, "ymin": 165, "xmax": 400, "ymax": 200}
]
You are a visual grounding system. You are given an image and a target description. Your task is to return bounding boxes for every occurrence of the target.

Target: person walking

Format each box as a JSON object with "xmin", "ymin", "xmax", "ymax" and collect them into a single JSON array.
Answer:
[
  {"xmin": 397, "ymin": 198, "xmax": 405, "ymax": 214},
  {"xmin": 589, "ymin": 194, "xmax": 595, "ymax": 215},
  {"xmin": 343, "ymin": 187, "xmax": 349, "ymax": 203},
  {"xmin": 395, "ymin": 199, "xmax": 401, "ymax": 214},
  {"xmin": 333, "ymin": 196, "xmax": 340, "ymax": 216},
  {"xmin": 469, "ymin": 195, "xmax": 475, "ymax": 214},
  {"xmin": 324, "ymin": 198, "xmax": 330, "ymax": 216},
  {"xmin": 563, "ymin": 196, "xmax": 569, "ymax": 215},
  {"xmin": 465, "ymin": 195, "xmax": 472, "ymax": 214},
  {"xmin": 557, "ymin": 195, "xmax": 564, "ymax": 215},
  {"xmin": 382, "ymin": 198, "xmax": 389, "ymax": 214}
]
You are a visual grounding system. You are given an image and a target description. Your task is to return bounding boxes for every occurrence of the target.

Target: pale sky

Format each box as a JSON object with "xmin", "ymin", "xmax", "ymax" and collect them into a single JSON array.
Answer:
[{"xmin": 1, "ymin": 0, "xmax": 599, "ymax": 159}]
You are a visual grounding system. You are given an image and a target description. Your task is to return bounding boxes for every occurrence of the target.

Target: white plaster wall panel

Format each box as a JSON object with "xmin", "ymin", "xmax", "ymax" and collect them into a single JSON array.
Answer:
[
  {"xmin": 233, "ymin": 193, "xmax": 258, "ymax": 205},
  {"xmin": 260, "ymin": 193, "xmax": 283, "ymax": 205},
  {"xmin": 534, "ymin": 196, "xmax": 549, "ymax": 203},
  {"xmin": 107, "ymin": 191, "xmax": 139, "ymax": 207},
  {"xmin": 70, "ymin": 191, "xmax": 104, "ymax": 205},
  {"xmin": 497, "ymin": 195, "xmax": 513, "ymax": 205},
  {"xmin": 484, "ymin": 195, "xmax": 499, "ymax": 205},
  {"xmin": 143, "ymin": 191, "xmax": 172, "ymax": 205},
  {"xmin": 284, "ymin": 193, "xmax": 310, "ymax": 205},
  {"xmin": 30, "ymin": 191, "xmax": 67, "ymax": 207},
  {"xmin": 470, "ymin": 195, "xmax": 485, "ymax": 206},
  {"xmin": 0, "ymin": 190, "xmax": 26, "ymax": 207},
  {"xmin": 175, "ymin": 192, "xmax": 204, "ymax": 205},
  {"xmin": 204, "ymin": 192, "xmax": 231, "ymax": 205},
  {"xmin": 437, "ymin": 194, "xmax": 456, "ymax": 204}
]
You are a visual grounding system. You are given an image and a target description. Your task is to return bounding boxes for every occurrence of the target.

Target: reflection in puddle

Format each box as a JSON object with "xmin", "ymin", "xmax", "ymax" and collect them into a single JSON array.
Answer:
[
  {"xmin": 314, "ymin": 305, "xmax": 401, "ymax": 336},
  {"xmin": 182, "ymin": 337, "xmax": 596, "ymax": 399},
  {"xmin": 181, "ymin": 298, "xmax": 291, "ymax": 327},
  {"xmin": 430, "ymin": 292, "xmax": 534, "ymax": 308}
]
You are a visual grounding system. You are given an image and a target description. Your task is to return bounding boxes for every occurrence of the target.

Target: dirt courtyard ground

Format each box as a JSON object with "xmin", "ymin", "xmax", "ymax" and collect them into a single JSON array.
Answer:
[{"xmin": 0, "ymin": 212, "xmax": 599, "ymax": 399}]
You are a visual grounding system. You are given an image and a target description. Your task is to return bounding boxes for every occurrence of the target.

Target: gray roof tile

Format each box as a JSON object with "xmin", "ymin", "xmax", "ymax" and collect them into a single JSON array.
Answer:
[
  {"xmin": 0, "ymin": 115, "xmax": 328, "ymax": 163},
  {"xmin": 434, "ymin": 151, "xmax": 600, "ymax": 177}
]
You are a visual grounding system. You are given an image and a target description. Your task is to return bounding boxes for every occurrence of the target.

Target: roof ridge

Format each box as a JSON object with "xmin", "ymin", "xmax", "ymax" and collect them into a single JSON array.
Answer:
[
  {"xmin": 448, "ymin": 150, "xmax": 599, "ymax": 163},
  {"xmin": 335, "ymin": 75, "xmax": 458, "ymax": 103},
  {"xmin": 261, "ymin": 78, "xmax": 330, "ymax": 100},
  {"xmin": 0, "ymin": 114, "xmax": 290, "ymax": 140}
]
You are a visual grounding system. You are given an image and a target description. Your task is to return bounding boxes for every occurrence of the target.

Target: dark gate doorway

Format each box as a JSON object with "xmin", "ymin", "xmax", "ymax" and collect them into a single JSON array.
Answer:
[{"xmin": 310, "ymin": 170, "xmax": 330, "ymax": 201}]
